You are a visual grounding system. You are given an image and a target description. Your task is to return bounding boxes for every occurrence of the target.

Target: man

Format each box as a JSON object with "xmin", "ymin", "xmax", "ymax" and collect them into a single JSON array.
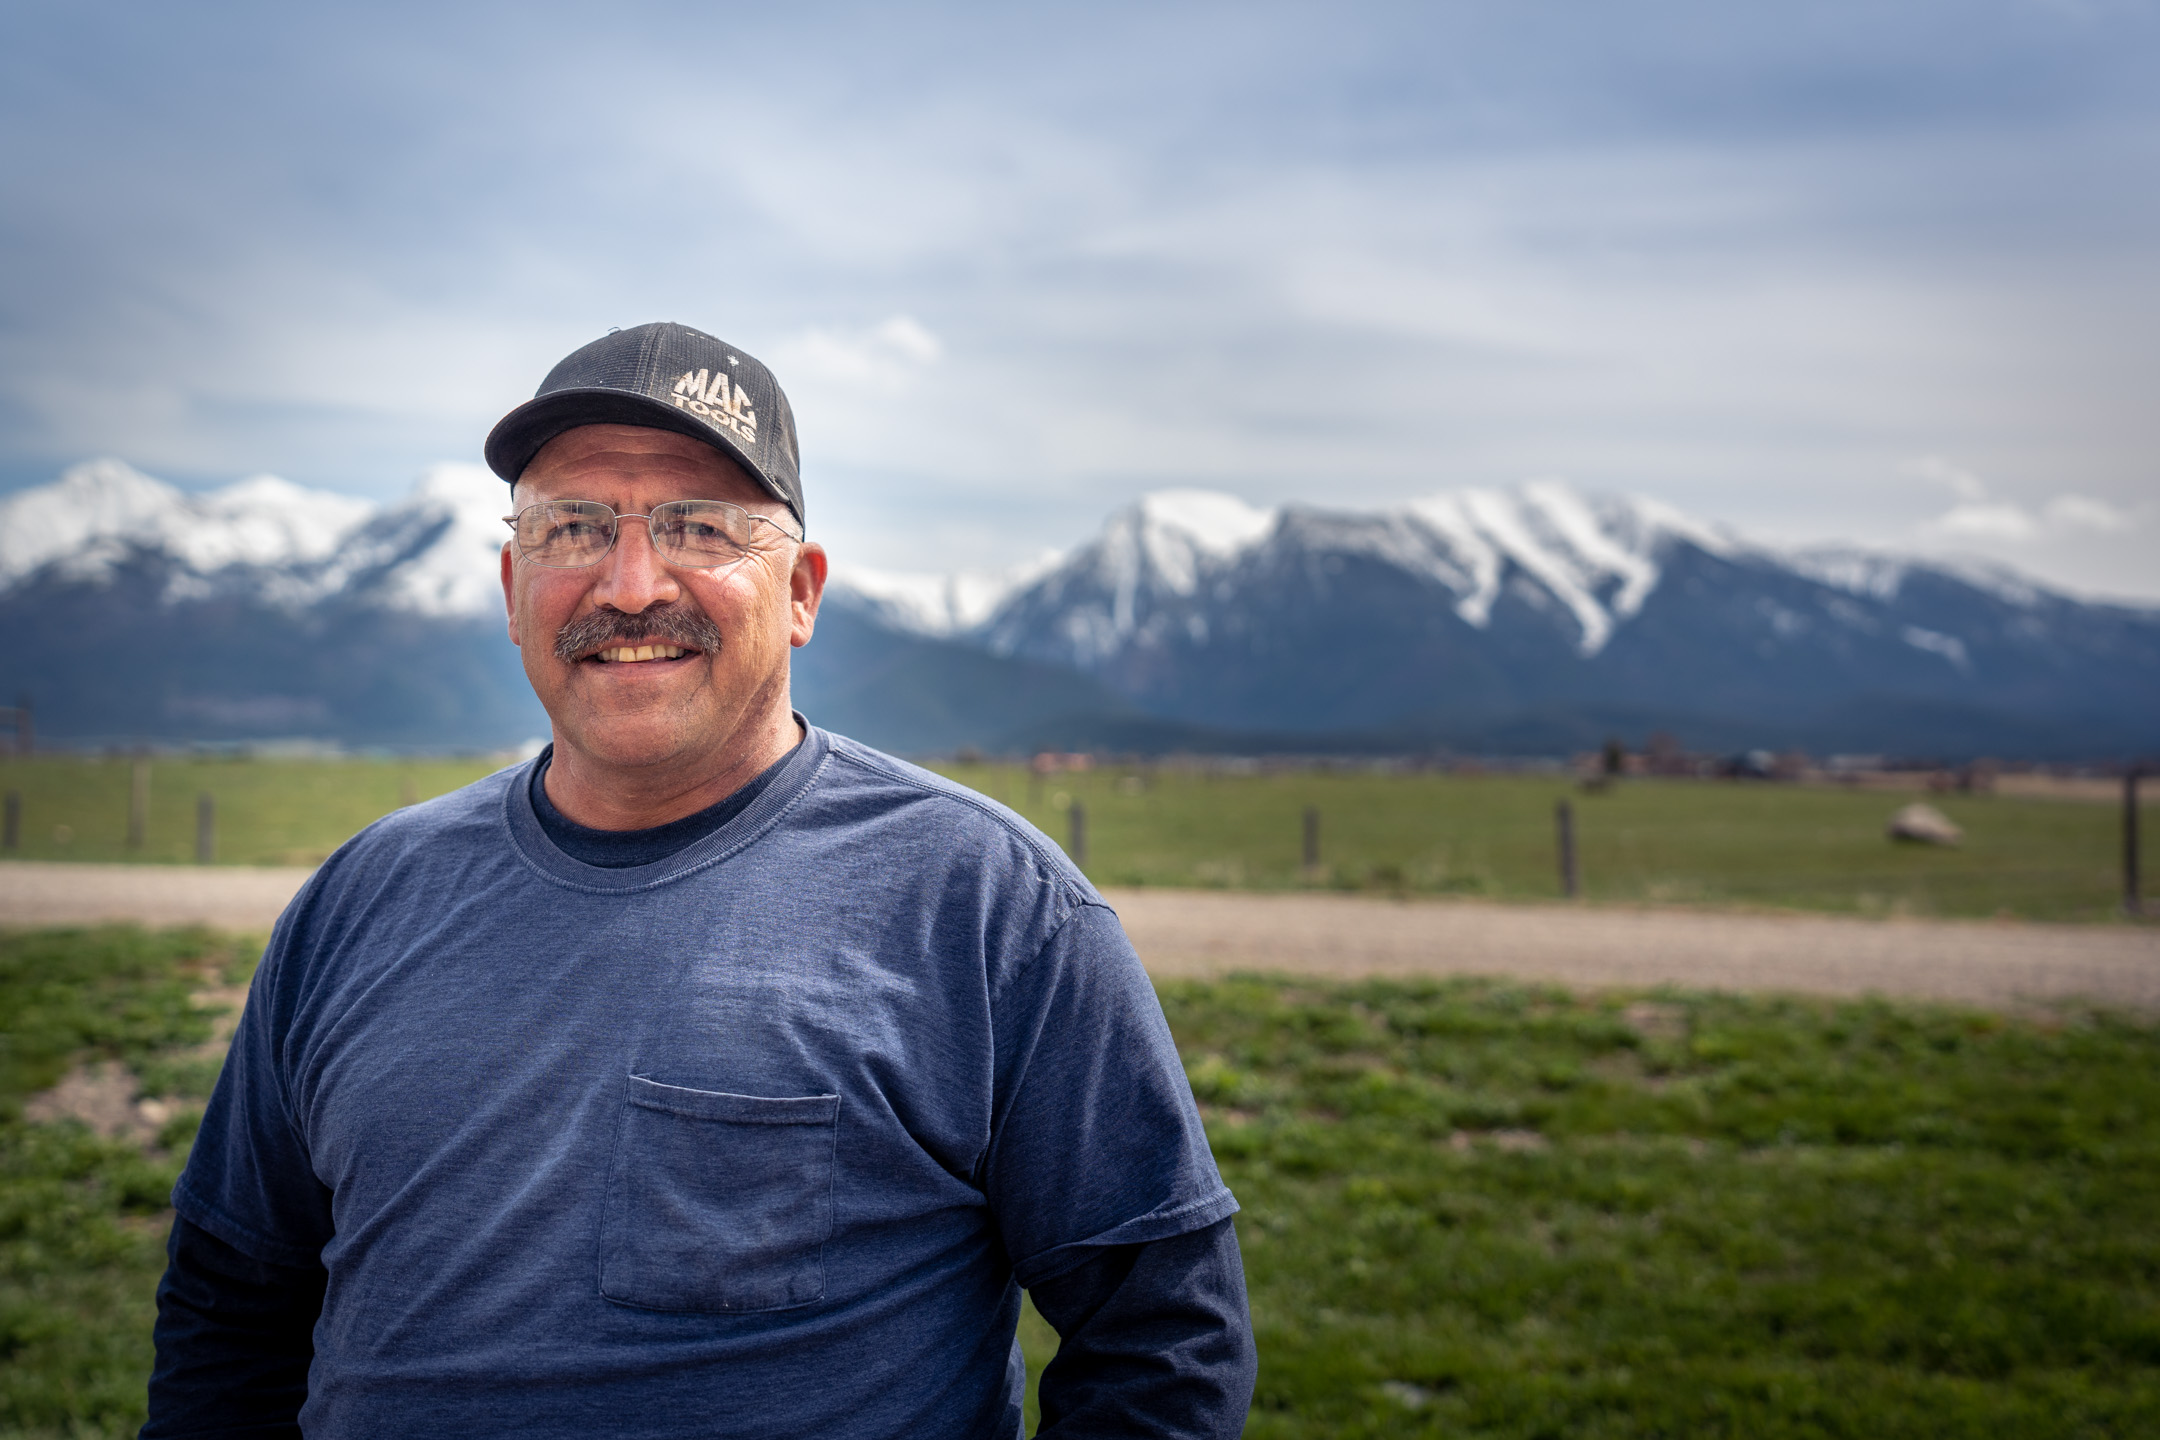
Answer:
[{"xmin": 145, "ymin": 322, "xmax": 1256, "ymax": 1437}]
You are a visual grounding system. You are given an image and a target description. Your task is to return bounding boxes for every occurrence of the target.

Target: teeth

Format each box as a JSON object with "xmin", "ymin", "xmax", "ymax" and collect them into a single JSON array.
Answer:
[{"xmin": 596, "ymin": 644, "xmax": 689, "ymax": 663}]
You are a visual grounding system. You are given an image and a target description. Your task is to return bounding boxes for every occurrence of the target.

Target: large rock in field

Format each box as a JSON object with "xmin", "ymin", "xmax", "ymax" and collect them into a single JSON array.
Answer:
[{"xmin": 1887, "ymin": 802, "xmax": 1963, "ymax": 846}]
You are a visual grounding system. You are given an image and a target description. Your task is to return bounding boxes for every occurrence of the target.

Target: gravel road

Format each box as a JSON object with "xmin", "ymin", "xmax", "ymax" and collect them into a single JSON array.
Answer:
[
  {"xmin": 0, "ymin": 862, "xmax": 319, "ymax": 933},
  {"xmin": 1105, "ymin": 887, "xmax": 2160, "ymax": 1011},
  {"xmin": 4, "ymin": 861, "xmax": 2154, "ymax": 1010}
]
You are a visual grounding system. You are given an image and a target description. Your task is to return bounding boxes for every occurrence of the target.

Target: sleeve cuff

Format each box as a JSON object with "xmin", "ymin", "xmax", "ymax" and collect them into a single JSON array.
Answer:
[
  {"xmin": 1013, "ymin": 1187, "xmax": 1240, "ymax": 1289},
  {"xmin": 170, "ymin": 1179, "xmax": 326, "ymax": 1270}
]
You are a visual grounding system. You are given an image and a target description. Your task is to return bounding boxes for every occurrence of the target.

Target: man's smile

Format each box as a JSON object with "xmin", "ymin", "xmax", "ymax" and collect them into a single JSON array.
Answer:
[
  {"xmin": 587, "ymin": 643, "xmax": 696, "ymax": 664},
  {"xmin": 550, "ymin": 599, "xmax": 725, "ymax": 666}
]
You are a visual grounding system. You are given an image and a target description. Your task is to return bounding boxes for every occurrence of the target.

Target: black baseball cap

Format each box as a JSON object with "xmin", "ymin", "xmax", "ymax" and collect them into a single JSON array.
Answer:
[{"xmin": 484, "ymin": 322, "xmax": 804, "ymax": 529}]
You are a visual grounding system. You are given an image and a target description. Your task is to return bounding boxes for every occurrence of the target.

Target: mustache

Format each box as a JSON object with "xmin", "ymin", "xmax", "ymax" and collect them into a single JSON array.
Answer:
[{"xmin": 553, "ymin": 603, "xmax": 724, "ymax": 662}]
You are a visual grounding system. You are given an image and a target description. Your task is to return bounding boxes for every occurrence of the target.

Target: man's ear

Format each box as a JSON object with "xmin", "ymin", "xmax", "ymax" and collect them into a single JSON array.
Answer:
[
  {"xmin": 501, "ymin": 541, "xmax": 520, "ymax": 647},
  {"xmin": 501, "ymin": 479, "xmax": 525, "ymax": 646},
  {"xmin": 790, "ymin": 542, "xmax": 828, "ymax": 648}
]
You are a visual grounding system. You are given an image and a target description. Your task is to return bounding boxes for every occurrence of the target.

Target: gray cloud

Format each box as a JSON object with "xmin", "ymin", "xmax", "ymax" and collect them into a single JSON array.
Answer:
[{"xmin": 2, "ymin": 0, "xmax": 2156, "ymax": 597}]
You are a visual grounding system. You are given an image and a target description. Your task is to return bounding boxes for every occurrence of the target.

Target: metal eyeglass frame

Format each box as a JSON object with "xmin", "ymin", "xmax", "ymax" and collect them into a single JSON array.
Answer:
[{"xmin": 502, "ymin": 499, "xmax": 806, "ymax": 569}]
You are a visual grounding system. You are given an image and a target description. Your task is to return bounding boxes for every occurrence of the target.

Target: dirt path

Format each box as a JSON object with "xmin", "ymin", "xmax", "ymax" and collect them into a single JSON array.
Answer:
[
  {"xmin": 1107, "ymin": 888, "xmax": 2160, "ymax": 1011},
  {"xmin": 0, "ymin": 861, "xmax": 315, "ymax": 933},
  {"xmin": 5, "ymin": 862, "xmax": 2154, "ymax": 1010}
]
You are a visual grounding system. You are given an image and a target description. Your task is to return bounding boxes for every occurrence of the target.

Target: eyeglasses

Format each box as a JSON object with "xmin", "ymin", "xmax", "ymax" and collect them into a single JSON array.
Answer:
[{"xmin": 502, "ymin": 500, "xmax": 804, "ymax": 570}]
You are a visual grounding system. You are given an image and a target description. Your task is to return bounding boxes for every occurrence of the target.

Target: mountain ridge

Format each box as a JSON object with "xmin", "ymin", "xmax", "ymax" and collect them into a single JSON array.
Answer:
[
  {"xmin": 956, "ymin": 489, "xmax": 2158, "ymax": 754},
  {"xmin": 1, "ymin": 459, "xmax": 2153, "ymax": 757}
]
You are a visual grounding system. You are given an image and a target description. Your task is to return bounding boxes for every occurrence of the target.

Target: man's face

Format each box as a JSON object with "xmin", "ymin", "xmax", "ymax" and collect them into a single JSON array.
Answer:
[{"xmin": 501, "ymin": 424, "xmax": 825, "ymax": 776}]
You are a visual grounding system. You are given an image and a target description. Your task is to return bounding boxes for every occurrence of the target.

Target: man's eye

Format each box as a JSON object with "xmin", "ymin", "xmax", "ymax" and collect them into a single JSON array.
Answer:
[{"xmin": 661, "ymin": 514, "xmax": 745, "ymax": 551}]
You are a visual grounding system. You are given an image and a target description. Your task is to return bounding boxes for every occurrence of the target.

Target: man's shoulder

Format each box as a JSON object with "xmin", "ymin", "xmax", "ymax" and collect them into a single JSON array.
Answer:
[
  {"xmin": 811, "ymin": 730, "xmax": 1098, "ymax": 902},
  {"xmin": 353, "ymin": 761, "xmax": 521, "ymax": 849},
  {"xmin": 299, "ymin": 762, "xmax": 523, "ymax": 899},
  {"xmin": 251, "ymin": 764, "xmax": 526, "ymax": 994}
]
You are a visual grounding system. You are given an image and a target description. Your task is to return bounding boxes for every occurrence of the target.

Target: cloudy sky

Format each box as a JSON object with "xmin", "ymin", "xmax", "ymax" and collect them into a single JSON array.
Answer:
[{"xmin": 3, "ymin": 0, "xmax": 2157, "ymax": 598}]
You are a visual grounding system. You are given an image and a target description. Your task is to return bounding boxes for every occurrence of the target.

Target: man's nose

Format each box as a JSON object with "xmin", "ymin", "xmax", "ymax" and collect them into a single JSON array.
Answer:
[{"xmin": 589, "ymin": 516, "xmax": 680, "ymax": 614}]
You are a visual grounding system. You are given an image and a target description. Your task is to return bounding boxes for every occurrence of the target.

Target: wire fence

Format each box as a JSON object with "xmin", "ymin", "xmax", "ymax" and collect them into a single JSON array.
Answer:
[{"xmin": 0, "ymin": 754, "xmax": 2150, "ymax": 924}]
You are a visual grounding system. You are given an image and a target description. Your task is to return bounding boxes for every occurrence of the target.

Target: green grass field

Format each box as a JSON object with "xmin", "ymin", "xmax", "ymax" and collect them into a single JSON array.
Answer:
[
  {"xmin": 0, "ymin": 755, "xmax": 2148, "ymax": 921},
  {"xmin": 0, "ymin": 928, "xmax": 249, "ymax": 1438},
  {"xmin": 6, "ymin": 928, "xmax": 2157, "ymax": 1437},
  {"xmin": 1175, "ymin": 976, "xmax": 2160, "ymax": 1437},
  {"xmin": 0, "ymin": 756, "xmax": 506, "ymax": 868},
  {"xmin": 936, "ymin": 762, "xmax": 2146, "ymax": 923}
]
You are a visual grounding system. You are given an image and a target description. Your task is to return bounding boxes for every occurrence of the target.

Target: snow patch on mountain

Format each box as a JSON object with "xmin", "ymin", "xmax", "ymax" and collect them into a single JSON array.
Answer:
[
  {"xmin": 0, "ymin": 458, "xmax": 507, "ymax": 619},
  {"xmin": 193, "ymin": 475, "xmax": 376, "ymax": 568},
  {"xmin": 1901, "ymin": 625, "xmax": 1972, "ymax": 670},
  {"xmin": 1400, "ymin": 494, "xmax": 1505, "ymax": 625},
  {"xmin": 1921, "ymin": 556, "xmax": 2047, "ymax": 610},
  {"xmin": 1778, "ymin": 545, "xmax": 2051, "ymax": 614},
  {"xmin": 366, "ymin": 464, "xmax": 513, "ymax": 618},
  {"xmin": 0, "ymin": 459, "xmax": 367, "ymax": 590},
  {"xmin": 966, "ymin": 489, "xmax": 1286, "ymax": 665},
  {"xmin": 1137, "ymin": 490, "xmax": 1276, "ymax": 565},
  {"xmin": 1458, "ymin": 488, "xmax": 1622, "ymax": 653},
  {"xmin": 1103, "ymin": 490, "xmax": 1277, "ymax": 603},
  {"xmin": 1783, "ymin": 547, "xmax": 1911, "ymax": 602},
  {"xmin": 1525, "ymin": 483, "xmax": 1660, "ymax": 619},
  {"xmin": 1594, "ymin": 491, "xmax": 1739, "ymax": 563},
  {"xmin": 1423, "ymin": 483, "xmax": 1748, "ymax": 653},
  {"xmin": 831, "ymin": 554, "xmax": 1059, "ymax": 636}
]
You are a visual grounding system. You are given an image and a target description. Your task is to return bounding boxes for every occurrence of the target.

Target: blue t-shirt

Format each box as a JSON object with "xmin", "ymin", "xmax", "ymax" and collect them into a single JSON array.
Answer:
[{"xmin": 175, "ymin": 725, "xmax": 1235, "ymax": 1439}]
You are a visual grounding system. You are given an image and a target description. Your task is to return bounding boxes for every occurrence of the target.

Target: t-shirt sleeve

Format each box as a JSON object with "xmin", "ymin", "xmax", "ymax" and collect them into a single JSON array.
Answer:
[
  {"xmin": 983, "ymin": 901, "xmax": 1236, "ymax": 1289},
  {"xmin": 171, "ymin": 913, "xmax": 335, "ymax": 1269},
  {"xmin": 1028, "ymin": 1218, "xmax": 1256, "ymax": 1438}
]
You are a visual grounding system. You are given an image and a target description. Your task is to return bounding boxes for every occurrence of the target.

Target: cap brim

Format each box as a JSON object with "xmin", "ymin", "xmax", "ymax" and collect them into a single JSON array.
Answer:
[{"xmin": 483, "ymin": 388, "xmax": 794, "ymax": 517}]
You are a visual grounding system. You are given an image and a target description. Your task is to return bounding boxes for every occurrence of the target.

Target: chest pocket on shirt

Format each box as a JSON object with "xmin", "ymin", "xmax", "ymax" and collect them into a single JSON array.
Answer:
[{"xmin": 600, "ymin": 1076, "xmax": 840, "ymax": 1313}]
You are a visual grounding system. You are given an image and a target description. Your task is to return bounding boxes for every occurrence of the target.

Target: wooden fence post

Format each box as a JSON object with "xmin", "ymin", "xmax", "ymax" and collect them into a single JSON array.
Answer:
[
  {"xmin": 1555, "ymin": 798, "xmax": 1579, "ymax": 899},
  {"xmin": 1302, "ymin": 806, "xmax": 1320, "ymax": 875},
  {"xmin": 128, "ymin": 757, "xmax": 150, "ymax": 851},
  {"xmin": 2128, "ymin": 769, "xmax": 2144, "ymax": 917},
  {"xmin": 196, "ymin": 793, "xmax": 216, "ymax": 865}
]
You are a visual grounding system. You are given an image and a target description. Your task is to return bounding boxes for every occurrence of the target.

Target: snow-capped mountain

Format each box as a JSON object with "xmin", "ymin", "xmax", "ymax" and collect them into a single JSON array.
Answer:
[
  {"xmin": 0, "ymin": 459, "xmax": 541, "ymax": 747},
  {"xmin": 1, "ymin": 459, "xmax": 2153, "ymax": 756},
  {"xmin": 964, "ymin": 483, "xmax": 1725, "ymax": 664},
  {"xmin": 832, "ymin": 556, "xmax": 1060, "ymax": 637},
  {"xmin": 0, "ymin": 458, "xmax": 510, "ymax": 617},
  {"xmin": 845, "ymin": 484, "xmax": 2160, "ymax": 756}
]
